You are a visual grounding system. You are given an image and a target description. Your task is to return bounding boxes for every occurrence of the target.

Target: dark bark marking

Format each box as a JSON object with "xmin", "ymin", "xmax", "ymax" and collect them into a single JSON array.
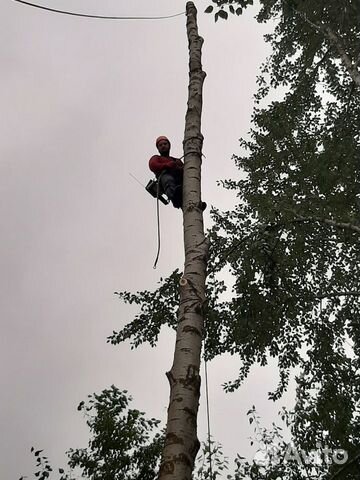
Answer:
[
  {"xmin": 179, "ymin": 364, "xmax": 201, "ymax": 392},
  {"xmin": 183, "ymin": 325, "xmax": 202, "ymax": 337},
  {"xmin": 183, "ymin": 406, "xmax": 196, "ymax": 417},
  {"xmin": 159, "ymin": 461, "xmax": 174, "ymax": 475},
  {"xmin": 174, "ymin": 453, "xmax": 192, "ymax": 467},
  {"xmin": 166, "ymin": 370, "xmax": 176, "ymax": 387},
  {"xmin": 180, "ymin": 347, "xmax": 191, "ymax": 353},
  {"xmin": 183, "ymin": 406, "xmax": 197, "ymax": 427},
  {"xmin": 158, "ymin": 453, "xmax": 192, "ymax": 476},
  {"xmin": 166, "ymin": 432, "xmax": 184, "ymax": 445},
  {"xmin": 194, "ymin": 303, "xmax": 203, "ymax": 314}
]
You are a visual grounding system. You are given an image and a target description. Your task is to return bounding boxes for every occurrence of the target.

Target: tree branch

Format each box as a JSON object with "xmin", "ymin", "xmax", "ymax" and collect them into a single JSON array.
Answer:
[
  {"xmin": 316, "ymin": 291, "xmax": 360, "ymax": 300},
  {"xmin": 291, "ymin": 7, "xmax": 360, "ymax": 86},
  {"xmin": 323, "ymin": 26, "xmax": 360, "ymax": 87},
  {"xmin": 209, "ymin": 210, "xmax": 359, "ymax": 277},
  {"xmin": 287, "ymin": 211, "xmax": 360, "ymax": 234}
]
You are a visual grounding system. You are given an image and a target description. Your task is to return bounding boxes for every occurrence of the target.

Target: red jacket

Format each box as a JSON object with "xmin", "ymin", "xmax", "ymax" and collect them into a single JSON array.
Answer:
[{"xmin": 149, "ymin": 155, "xmax": 184, "ymax": 177}]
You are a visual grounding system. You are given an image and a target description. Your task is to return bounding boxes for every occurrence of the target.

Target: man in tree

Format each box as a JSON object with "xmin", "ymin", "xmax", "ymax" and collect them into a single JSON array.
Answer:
[
  {"xmin": 149, "ymin": 136, "xmax": 184, "ymax": 208},
  {"xmin": 149, "ymin": 136, "xmax": 206, "ymax": 210}
]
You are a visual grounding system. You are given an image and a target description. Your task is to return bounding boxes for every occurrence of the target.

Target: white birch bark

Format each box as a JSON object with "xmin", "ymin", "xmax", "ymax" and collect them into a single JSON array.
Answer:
[{"xmin": 158, "ymin": 2, "xmax": 208, "ymax": 479}]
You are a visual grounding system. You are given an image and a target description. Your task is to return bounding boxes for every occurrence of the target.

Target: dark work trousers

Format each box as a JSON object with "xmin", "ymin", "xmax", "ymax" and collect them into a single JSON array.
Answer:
[{"xmin": 160, "ymin": 171, "xmax": 183, "ymax": 208}]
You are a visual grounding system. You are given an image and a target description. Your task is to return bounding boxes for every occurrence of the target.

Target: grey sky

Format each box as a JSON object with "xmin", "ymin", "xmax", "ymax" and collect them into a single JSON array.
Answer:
[{"xmin": 1, "ymin": 1, "xmax": 293, "ymax": 478}]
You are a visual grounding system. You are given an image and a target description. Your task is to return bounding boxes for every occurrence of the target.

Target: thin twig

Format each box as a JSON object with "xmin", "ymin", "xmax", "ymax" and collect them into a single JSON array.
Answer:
[{"xmin": 287, "ymin": 209, "xmax": 360, "ymax": 234}]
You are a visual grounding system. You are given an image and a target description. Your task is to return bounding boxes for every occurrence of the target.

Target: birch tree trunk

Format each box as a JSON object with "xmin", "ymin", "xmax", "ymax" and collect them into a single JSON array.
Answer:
[{"xmin": 158, "ymin": 2, "xmax": 208, "ymax": 479}]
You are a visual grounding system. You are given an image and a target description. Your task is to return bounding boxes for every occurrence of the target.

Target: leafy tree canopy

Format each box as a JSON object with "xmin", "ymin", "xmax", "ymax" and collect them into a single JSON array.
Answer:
[
  {"xmin": 22, "ymin": 387, "xmax": 164, "ymax": 480},
  {"xmin": 23, "ymin": 387, "xmax": 232, "ymax": 480}
]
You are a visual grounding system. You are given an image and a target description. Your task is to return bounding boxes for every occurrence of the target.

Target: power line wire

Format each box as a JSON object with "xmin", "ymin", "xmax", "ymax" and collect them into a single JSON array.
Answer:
[{"xmin": 12, "ymin": 0, "xmax": 185, "ymax": 21}]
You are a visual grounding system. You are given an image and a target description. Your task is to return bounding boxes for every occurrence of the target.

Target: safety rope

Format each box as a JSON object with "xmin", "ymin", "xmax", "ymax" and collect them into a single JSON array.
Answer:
[
  {"xmin": 204, "ymin": 358, "xmax": 213, "ymax": 479},
  {"xmin": 153, "ymin": 175, "xmax": 163, "ymax": 269}
]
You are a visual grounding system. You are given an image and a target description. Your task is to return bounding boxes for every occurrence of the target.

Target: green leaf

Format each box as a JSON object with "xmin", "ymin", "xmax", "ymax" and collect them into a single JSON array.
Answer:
[{"xmin": 218, "ymin": 10, "xmax": 228, "ymax": 20}]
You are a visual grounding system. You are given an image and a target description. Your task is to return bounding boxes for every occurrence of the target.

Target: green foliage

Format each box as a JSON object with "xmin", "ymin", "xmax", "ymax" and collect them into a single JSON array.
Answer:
[
  {"xmin": 109, "ymin": 270, "xmax": 181, "ymax": 348},
  {"xmin": 67, "ymin": 386, "xmax": 164, "ymax": 480},
  {"xmin": 22, "ymin": 388, "xmax": 232, "ymax": 480},
  {"xmin": 209, "ymin": 1, "xmax": 360, "ymax": 475},
  {"xmin": 25, "ymin": 448, "xmax": 55, "ymax": 480},
  {"xmin": 20, "ymin": 448, "xmax": 72, "ymax": 480},
  {"xmin": 205, "ymin": 0, "xmax": 360, "ymax": 390},
  {"xmin": 195, "ymin": 438, "xmax": 231, "ymax": 479},
  {"xmin": 22, "ymin": 387, "xmax": 164, "ymax": 480},
  {"xmin": 109, "ymin": 265, "xmax": 228, "ymax": 356},
  {"xmin": 205, "ymin": 1, "xmax": 253, "ymax": 20},
  {"xmin": 230, "ymin": 408, "xmax": 360, "ymax": 480}
]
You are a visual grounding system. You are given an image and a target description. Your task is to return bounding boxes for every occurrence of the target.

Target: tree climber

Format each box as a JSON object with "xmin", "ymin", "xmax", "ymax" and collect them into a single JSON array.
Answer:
[
  {"xmin": 149, "ymin": 136, "xmax": 183, "ymax": 208},
  {"xmin": 149, "ymin": 136, "xmax": 206, "ymax": 210}
]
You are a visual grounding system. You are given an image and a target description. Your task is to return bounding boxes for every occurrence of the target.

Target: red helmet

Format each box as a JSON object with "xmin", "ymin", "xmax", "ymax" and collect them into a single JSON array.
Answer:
[{"xmin": 156, "ymin": 136, "xmax": 170, "ymax": 147}]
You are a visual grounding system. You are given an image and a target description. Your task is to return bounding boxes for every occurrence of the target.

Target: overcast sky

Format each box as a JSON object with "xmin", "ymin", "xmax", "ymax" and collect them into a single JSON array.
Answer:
[{"xmin": 1, "ymin": 1, "xmax": 294, "ymax": 478}]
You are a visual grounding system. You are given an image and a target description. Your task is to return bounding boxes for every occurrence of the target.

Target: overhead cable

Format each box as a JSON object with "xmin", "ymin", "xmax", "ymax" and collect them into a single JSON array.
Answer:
[{"xmin": 12, "ymin": 0, "xmax": 185, "ymax": 20}]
